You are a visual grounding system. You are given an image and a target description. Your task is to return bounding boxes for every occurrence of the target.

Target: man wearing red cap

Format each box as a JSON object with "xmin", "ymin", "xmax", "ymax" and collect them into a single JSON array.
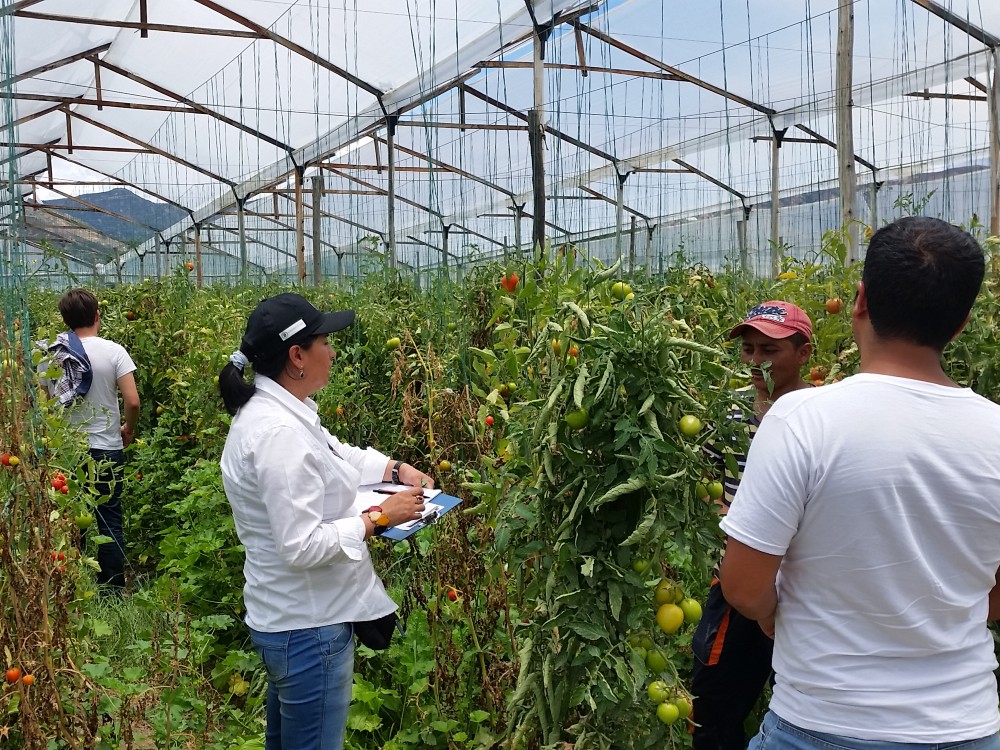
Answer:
[
  {"xmin": 691, "ymin": 300, "xmax": 813, "ymax": 750},
  {"xmin": 721, "ymin": 217, "xmax": 1000, "ymax": 749}
]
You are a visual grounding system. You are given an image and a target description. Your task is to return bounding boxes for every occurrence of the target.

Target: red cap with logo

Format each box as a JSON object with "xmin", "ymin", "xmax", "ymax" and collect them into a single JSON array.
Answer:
[{"xmin": 728, "ymin": 301, "xmax": 813, "ymax": 340}]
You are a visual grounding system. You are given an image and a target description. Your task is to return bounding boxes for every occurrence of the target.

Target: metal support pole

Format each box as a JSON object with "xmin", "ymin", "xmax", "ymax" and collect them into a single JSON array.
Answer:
[
  {"xmin": 294, "ymin": 166, "xmax": 306, "ymax": 284},
  {"xmin": 311, "ymin": 174, "xmax": 323, "ymax": 284},
  {"xmin": 237, "ymin": 197, "xmax": 249, "ymax": 283},
  {"xmin": 386, "ymin": 117, "xmax": 398, "ymax": 268},
  {"xmin": 836, "ymin": 0, "xmax": 858, "ymax": 263}
]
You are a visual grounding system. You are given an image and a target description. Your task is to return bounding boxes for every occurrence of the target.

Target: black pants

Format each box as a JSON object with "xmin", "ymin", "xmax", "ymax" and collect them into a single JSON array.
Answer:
[
  {"xmin": 690, "ymin": 579, "xmax": 773, "ymax": 750},
  {"xmin": 88, "ymin": 448, "xmax": 126, "ymax": 590}
]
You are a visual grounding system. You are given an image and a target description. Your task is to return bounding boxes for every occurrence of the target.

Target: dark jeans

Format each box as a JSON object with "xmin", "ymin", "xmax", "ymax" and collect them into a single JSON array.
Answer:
[
  {"xmin": 88, "ymin": 448, "xmax": 126, "ymax": 590},
  {"xmin": 691, "ymin": 578, "xmax": 775, "ymax": 750}
]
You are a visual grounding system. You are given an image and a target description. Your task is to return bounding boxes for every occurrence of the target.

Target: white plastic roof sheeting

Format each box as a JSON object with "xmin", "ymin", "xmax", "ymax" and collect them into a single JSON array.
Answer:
[{"xmin": 5, "ymin": 0, "xmax": 1000, "ymax": 276}]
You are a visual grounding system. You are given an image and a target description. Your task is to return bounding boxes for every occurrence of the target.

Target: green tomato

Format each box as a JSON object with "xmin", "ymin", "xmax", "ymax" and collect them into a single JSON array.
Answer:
[
  {"xmin": 564, "ymin": 408, "xmax": 589, "ymax": 430},
  {"xmin": 611, "ymin": 281, "xmax": 633, "ymax": 301},
  {"xmin": 674, "ymin": 695, "xmax": 693, "ymax": 719},
  {"xmin": 647, "ymin": 680, "xmax": 671, "ymax": 703},
  {"xmin": 645, "ymin": 649, "xmax": 668, "ymax": 674},
  {"xmin": 656, "ymin": 701, "xmax": 680, "ymax": 725},
  {"xmin": 679, "ymin": 598, "xmax": 703, "ymax": 624},
  {"xmin": 678, "ymin": 415, "xmax": 703, "ymax": 437},
  {"xmin": 631, "ymin": 557, "xmax": 650, "ymax": 574}
]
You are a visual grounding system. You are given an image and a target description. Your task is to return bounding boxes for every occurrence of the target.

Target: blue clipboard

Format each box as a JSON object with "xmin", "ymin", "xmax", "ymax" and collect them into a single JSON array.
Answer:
[
  {"xmin": 380, "ymin": 493, "xmax": 463, "ymax": 540},
  {"xmin": 354, "ymin": 483, "xmax": 463, "ymax": 541}
]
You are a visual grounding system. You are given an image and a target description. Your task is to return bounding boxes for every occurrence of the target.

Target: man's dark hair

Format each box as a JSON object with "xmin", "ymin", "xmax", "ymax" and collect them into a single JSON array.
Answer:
[
  {"xmin": 58, "ymin": 288, "xmax": 99, "ymax": 330},
  {"xmin": 787, "ymin": 332, "xmax": 809, "ymax": 349},
  {"xmin": 863, "ymin": 217, "xmax": 984, "ymax": 350}
]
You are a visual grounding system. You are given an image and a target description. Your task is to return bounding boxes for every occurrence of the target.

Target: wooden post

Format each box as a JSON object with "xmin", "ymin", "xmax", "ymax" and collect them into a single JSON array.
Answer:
[
  {"xmin": 615, "ymin": 169, "xmax": 628, "ymax": 261},
  {"xmin": 869, "ymin": 177, "xmax": 880, "ymax": 235},
  {"xmin": 193, "ymin": 224, "xmax": 203, "ymax": 288},
  {"xmin": 237, "ymin": 198, "xmax": 248, "ymax": 283},
  {"xmin": 990, "ymin": 48, "xmax": 1000, "ymax": 236},
  {"xmin": 643, "ymin": 221, "xmax": 653, "ymax": 270},
  {"xmin": 386, "ymin": 117, "xmax": 398, "ymax": 268},
  {"xmin": 441, "ymin": 224, "xmax": 450, "ymax": 279},
  {"xmin": 738, "ymin": 212, "xmax": 749, "ymax": 274},
  {"xmin": 770, "ymin": 127, "xmax": 785, "ymax": 277},
  {"xmin": 294, "ymin": 166, "xmax": 305, "ymax": 284},
  {"xmin": 628, "ymin": 214, "xmax": 637, "ymax": 272},
  {"xmin": 836, "ymin": 0, "xmax": 858, "ymax": 263},
  {"xmin": 529, "ymin": 17, "xmax": 547, "ymax": 257},
  {"xmin": 513, "ymin": 202, "xmax": 524, "ymax": 254},
  {"xmin": 311, "ymin": 174, "xmax": 323, "ymax": 284}
]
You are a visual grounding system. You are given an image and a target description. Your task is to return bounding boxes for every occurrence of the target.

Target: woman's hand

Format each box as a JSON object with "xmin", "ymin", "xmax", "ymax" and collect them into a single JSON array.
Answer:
[
  {"xmin": 395, "ymin": 462, "xmax": 435, "ymax": 489},
  {"xmin": 380, "ymin": 487, "xmax": 426, "ymax": 527}
]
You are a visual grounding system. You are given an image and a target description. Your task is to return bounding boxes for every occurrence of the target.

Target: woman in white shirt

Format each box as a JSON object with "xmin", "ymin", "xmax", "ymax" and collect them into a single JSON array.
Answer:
[{"xmin": 218, "ymin": 293, "xmax": 433, "ymax": 750}]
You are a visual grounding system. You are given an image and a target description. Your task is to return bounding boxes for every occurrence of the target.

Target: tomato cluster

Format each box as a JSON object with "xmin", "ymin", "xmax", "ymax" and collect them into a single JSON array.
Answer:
[
  {"xmin": 0, "ymin": 453, "xmax": 19, "ymax": 467},
  {"xmin": 50, "ymin": 472, "xmax": 68, "ymax": 494}
]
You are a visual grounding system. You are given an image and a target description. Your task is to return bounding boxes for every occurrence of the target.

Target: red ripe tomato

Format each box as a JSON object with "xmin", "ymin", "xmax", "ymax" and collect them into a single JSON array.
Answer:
[
  {"xmin": 825, "ymin": 297, "xmax": 843, "ymax": 314},
  {"xmin": 21, "ymin": 674, "xmax": 33, "ymax": 687},
  {"xmin": 5, "ymin": 667, "xmax": 20, "ymax": 683},
  {"xmin": 447, "ymin": 589, "xmax": 458, "ymax": 601},
  {"xmin": 0, "ymin": 454, "xmax": 9, "ymax": 466},
  {"xmin": 500, "ymin": 273, "xmax": 519, "ymax": 292},
  {"xmin": 59, "ymin": 485, "xmax": 69, "ymax": 494},
  {"xmin": 485, "ymin": 416, "xmax": 494, "ymax": 426}
]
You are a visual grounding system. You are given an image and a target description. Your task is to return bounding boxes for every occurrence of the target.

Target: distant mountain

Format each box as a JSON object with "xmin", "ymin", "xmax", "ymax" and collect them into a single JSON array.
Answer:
[{"xmin": 40, "ymin": 188, "xmax": 187, "ymax": 244}]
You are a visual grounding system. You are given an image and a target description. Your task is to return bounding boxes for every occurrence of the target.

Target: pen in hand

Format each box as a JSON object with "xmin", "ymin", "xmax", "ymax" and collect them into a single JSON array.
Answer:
[{"xmin": 373, "ymin": 488, "xmax": 432, "ymax": 497}]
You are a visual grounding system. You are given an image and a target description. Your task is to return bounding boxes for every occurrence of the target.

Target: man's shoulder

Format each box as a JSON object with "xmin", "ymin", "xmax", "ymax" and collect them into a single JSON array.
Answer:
[{"xmin": 83, "ymin": 336, "xmax": 130, "ymax": 354}]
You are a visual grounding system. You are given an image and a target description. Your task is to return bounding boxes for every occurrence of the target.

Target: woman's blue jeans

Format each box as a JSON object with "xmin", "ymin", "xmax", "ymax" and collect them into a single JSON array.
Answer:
[
  {"xmin": 249, "ymin": 623, "xmax": 355, "ymax": 750},
  {"xmin": 751, "ymin": 711, "xmax": 1000, "ymax": 750}
]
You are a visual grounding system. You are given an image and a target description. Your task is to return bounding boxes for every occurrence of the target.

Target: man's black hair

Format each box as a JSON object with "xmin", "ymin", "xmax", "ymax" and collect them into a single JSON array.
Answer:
[
  {"xmin": 57, "ymin": 288, "xmax": 99, "ymax": 331},
  {"xmin": 863, "ymin": 217, "xmax": 983, "ymax": 350}
]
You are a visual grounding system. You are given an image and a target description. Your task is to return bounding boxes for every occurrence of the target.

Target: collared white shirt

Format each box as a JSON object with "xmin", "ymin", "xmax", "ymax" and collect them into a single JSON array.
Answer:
[{"xmin": 221, "ymin": 376, "xmax": 395, "ymax": 632}]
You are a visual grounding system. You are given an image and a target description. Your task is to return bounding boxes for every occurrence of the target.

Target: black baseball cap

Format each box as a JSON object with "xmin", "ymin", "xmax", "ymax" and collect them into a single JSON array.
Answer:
[{"xmin": 242, "ymin": 293, "xmax": 354, "ymax": 360}]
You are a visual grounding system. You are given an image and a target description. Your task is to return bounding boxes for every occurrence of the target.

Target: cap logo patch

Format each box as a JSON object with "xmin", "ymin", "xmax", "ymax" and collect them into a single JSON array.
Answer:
[
  {"xmin": 745, "ymin": 304, "xmax": 786, "ymax": 323},
  {"xmin": 279, "ymin": 319, "xmax": 306, "ymax": 340}
]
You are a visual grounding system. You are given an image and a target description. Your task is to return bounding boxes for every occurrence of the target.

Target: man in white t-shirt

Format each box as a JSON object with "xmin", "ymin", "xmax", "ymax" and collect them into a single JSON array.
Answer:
[
  {"xmin": 57, "ymin": 289, "xmax": 140, "ymax": 592},
  {"xmin": 719, "ymin": 216, "xmax": 1000, "ymax": 749}
]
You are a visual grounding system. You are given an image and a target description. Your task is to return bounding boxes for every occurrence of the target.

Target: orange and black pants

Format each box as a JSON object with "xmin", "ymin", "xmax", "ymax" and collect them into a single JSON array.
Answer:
[{"xmin": 690, "ymin": 578, "xmax": 773, "ymax": 750}]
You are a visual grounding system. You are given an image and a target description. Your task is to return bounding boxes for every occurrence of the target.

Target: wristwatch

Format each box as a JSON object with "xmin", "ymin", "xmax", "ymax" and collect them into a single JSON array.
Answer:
[
  {"xmin": 364, "ymin": 505, "xmax": 390, "ymax": 535},
  {"xmin": 391, "ymin": 460, "xmax": 403, "ymax": 485}
]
